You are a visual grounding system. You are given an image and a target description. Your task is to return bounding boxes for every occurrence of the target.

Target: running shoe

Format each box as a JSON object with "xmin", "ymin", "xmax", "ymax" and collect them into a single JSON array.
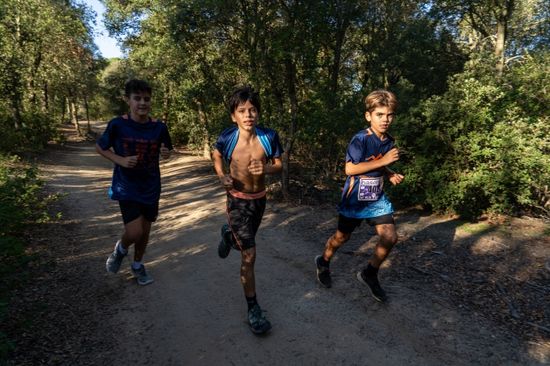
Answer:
[
  {"xmin": 218, "ymin": 223, "xmax": 233, "ymax": 258},
  {"xmin": 315, "ymin": 255, "xmax": 332, "ymax": 288},
  {"xmin": 248, "ymin": 304, "xmax": 272, "ymax": 335},
  {"xmin": 106, "ymin": 243, "xmax": 126, "ymax": 273},
  {"xmin": 357, "ymin": 270, "xmax": 387, "ymax": 302},
  {"xmin": 131, "ymin": 264, "xmax": 154, "ymax": 286}
]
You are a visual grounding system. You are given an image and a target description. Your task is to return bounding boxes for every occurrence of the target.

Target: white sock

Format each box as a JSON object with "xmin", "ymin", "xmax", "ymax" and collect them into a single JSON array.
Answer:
[
  {"xmin": 132, "ymin": 261, "xmax": 143, "ymax": 270},
  {"xmin": 116, "ymin": 241, "xmax": 128, "ymax": 255}
]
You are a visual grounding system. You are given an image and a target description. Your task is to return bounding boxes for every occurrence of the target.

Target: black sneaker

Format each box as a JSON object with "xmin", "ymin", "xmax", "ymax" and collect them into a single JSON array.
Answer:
[
  {"xmin": 248, "ymin": 304, "xmax": 272, "ymax": 335},
  {"xmin": 357, "ymin": 270, "xmax": 387, "ymax": 302},
  {"xmin": 218, "ymin": 224, "xmax": 233, "ymax": 258},
  {"xmin": 315, "ymin": 255, "xmax": 332, "ymax": 288}
]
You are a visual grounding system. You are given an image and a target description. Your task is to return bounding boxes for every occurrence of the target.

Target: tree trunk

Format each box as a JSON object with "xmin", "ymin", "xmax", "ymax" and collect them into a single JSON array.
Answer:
[
  {"xmin": 43, "ymin": 82, "xmax": 49, "ymax": 112},
  {"xmin": 329, "ymin": 16, "xmax": 350, "ymax": 108},
  {"xmin": 282, "ymin": 56, "xmax": 298, "ymax": 200},
  {"xmin": 84, "ymin": 96, "xmax": 90, "ymax": 133},
  {"xmin": 69, "ymin": 98, "xmax": 80, "ymax": 135},
  {"xmin": 495, "ymin": 0, "xmax": 514, "ymax": 76},
  {"xmin": 162, "ymin": 84, "xmax": 171, "ymax": 125},
  {"xmin": 196, "ymin": 100, "xmax": 211, "ymax": 160},
  {"xmin": 61, "ymin": 97, "xmax": 66, "ymax": 124}
]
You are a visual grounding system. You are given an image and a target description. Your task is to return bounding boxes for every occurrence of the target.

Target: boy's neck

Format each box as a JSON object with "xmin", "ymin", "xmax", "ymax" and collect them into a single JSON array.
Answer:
[
  {"xmin": 369, "ymin": 127, "xmax": 386, "ymax": 140},
  {"xmin": 238, "ymin": 126, "xmax": 257, "ymax": 141},
  {"xmin": 130, "ymin": 113, "xmax": 149, "ymax": 124}
]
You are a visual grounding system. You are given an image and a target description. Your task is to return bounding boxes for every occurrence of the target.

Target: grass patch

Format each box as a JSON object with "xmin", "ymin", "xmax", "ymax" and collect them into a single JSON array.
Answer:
[{"xmin": 458, "ymin": 222, "xmax": 493, "ymax": 235}]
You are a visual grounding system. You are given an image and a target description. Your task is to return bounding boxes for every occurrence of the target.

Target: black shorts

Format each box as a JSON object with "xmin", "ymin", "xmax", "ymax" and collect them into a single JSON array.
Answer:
[
  {"xmin": 119, "ymin": 200, "xmax": 159, "ymax": 224},
  {"xmin": 337, "ymin": 213, "xmax": 394, "ymax": 234},
  {"xmin": 226, "ymin": 192, "xmax": 266, "ymax": 250}
]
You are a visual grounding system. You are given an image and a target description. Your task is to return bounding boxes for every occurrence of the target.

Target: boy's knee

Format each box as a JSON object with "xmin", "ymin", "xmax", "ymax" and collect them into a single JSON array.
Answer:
[
  {"xmin": 380, "ymin": 231, "xmax": 398, "ymax": 247},
  {"xmin": 241, "ymin": 248, "xmax": 256, "ymax": 266},
  {"xmin": 334, "ymin": 231, "xmax": 351, "ymax": 244},
  {"xmin": 125, "ymin": 229, "xmax": 144, "ymax": 243}
]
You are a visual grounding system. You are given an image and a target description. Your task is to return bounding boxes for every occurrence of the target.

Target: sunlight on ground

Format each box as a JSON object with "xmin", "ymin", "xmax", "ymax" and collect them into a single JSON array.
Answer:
[
  {"xmin": 148, "ymin": 244, "xmax": 208, "ymax": 267},
  {"xmin": 303, "ymin": 290, "xmax": 320, "ymax": 300},
  {"xmin": 470, "ymin": 237, "xmax": 508, "ymax": 255},
  {"xmin": 458, "ymin": 222, "xmax": 492, "ymax": 234},
  {"xmin": 528, "ymin": 341, "xmax": 549, "ymax": 364}
]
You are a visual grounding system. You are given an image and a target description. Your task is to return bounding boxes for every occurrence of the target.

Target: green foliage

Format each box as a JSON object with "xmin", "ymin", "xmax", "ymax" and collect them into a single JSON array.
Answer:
[
  {"xmin": 0, "ymin": 154, "xmax": 51, "ymax": 362},
  {"xmin": 0, "ymin": 109, "xmax": 58, "ymax": 153},
  {"xmin": 392, "ymin": 52, "xmax": 550, "ymax": 218},
  {"xmin": 0, "ymin": 0, "xmax": 104, "ymax": 152}
]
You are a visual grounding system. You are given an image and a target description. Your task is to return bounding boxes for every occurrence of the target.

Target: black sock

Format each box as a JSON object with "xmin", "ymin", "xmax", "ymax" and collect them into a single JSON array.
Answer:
[
  {"xmin": 318, "ymin": 255, "xmax": 330, "ymax": 267},
  {"xmin": 246, "ymin": 295, "xmax": 258, "ymax": 311},
  {"xmin": 364, "ymin": 263, "xmax": 379, "ymax": 278}
]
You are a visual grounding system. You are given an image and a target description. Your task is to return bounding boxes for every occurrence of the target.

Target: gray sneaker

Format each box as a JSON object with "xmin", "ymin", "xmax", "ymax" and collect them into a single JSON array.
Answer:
[
  {"xmin": 248, "ymin": 304, "xmax": 272, "ymax": 335},
  {"xmin": 131, "ymin": 264, "xmax": 154, "ymax": 286},
  {"xmin": 106, "ymin": 244, "xmax": 126, "ymax": 273}
]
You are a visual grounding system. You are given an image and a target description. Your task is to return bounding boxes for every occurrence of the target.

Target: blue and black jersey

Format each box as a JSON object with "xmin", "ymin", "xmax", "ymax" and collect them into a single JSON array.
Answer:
[
  {"xmin": 338, "ymin": 128, "xmax": 395, "ymax": 219},
  {"xmin": 214, "ymin": 125, "xmax": 283, "ymax": 162},
  {"xmin": 97, "ymin": 114, "xmax": 173, "ymax": 205}
]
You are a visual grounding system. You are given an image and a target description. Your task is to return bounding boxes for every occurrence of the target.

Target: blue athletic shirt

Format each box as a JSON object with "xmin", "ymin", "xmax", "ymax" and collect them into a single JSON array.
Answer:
[
  {"xmin": 97, "ymin": 114, "xmax": 173, "ymax": 204},
  {"xmin": 338, "ymin": 127, "xmax": 395, "ymax": 219},
  {"xmin": 214, "ymin": 125, "xmax": 283, "ymax": 162}
]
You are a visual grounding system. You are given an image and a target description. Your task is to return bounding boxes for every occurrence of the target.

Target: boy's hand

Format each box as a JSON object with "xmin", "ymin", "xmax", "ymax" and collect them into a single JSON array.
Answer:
[
  {"xmin": 382, "ymin": 148, "xmax": 400, "ymax": 166},
  {"xmin": 248, "ymin": 159, "xmax": 264, "ymax": 175},
  {"xmin": 160, "ymin": 143, "xmax": 170, "ymax": 159},
  {"xmin": 119, "ymin": 155, "xmax": 138, "ymax": 168},
  {"xmin": 219, "ymin": 174, "xmax": 233, "ymax": 189},
  {"xmin": 389, "ymin": 173, "xmax": 404, "ymax": 185}
]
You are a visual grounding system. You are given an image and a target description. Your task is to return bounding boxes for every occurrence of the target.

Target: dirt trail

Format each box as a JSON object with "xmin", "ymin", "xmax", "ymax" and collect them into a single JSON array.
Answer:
[{"xmin": 12, "ymin": 124, "xmax": 548, "ymax": 365}]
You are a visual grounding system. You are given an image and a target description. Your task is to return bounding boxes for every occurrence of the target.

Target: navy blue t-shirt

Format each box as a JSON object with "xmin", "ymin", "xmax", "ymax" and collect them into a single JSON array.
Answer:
[
  {"xmin": 97, "ymin": 114, "xmax": 173, "ymax": 204},
  {"xmin": 338, "ymin": 128, "xmax": 395, "ymax": 218}
]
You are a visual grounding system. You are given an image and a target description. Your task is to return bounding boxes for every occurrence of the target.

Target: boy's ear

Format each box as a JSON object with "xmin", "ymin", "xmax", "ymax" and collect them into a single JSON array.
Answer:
[{"xmin": 365, "ymin": 111, "xmax": 371, "ymax": 122}]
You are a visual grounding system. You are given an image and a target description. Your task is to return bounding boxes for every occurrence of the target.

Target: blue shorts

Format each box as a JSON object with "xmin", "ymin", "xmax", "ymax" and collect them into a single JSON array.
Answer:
[{"xmin": 338, "ymin": 193, "xmax": 394, "ymax": 219}]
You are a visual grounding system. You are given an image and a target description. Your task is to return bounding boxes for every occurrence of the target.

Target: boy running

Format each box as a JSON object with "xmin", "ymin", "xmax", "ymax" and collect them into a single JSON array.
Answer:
[
  {"xmin": 213, "ymin": 86, "xmax": 283, "ymax": 334},
  {"xmin": 96, "ymin": 79, "xmax": 173, "ymax": 286},
  {"xmin": 315, "ymin": 89, "xmax": 404, "ymax": 302}
]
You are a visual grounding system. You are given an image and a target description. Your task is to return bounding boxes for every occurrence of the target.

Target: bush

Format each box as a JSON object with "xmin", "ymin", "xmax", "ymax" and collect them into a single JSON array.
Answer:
[
  {"xmin": 0, "ymin": 110, "xmax": 59, "ymax": 154},
  {"xmin": 0, "ymin": 154, "xmax": 50, "ymax": 362},
  {"xmin": 391, "ymin": 52, "xmax": 550, "ymax": 218}
]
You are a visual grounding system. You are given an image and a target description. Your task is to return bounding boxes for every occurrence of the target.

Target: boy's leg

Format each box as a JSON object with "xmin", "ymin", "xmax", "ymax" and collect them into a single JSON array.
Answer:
[
  {"xmin": 370, "ymin": 223, "xmax": 398, "ymax": 268},
  {"xmin": 120, "ymin": 215, "xmax": 145, "ymax": 249},
  {"xmin": 240, "ymin": 247, "xmax": 256, "ymax": 298},
  {"xmin": 107, "ymin": 201, "xmax": 144, "ymax": 273},
  {"xmin": 357, "ymin": 221, "xmax": 398, "ymax": 302},
  {"xmin": 133, "ymin": 218, "xmax": 152, "ymax": 262},
  {"xmin": 127, "ymin": 217, "xmax": 154, "ymax": 285},
  {"xmin": 315, "ymin": 214, "xmax": 359, "ymax": 288},
  {"xmin": 241, "ymin": 247, "xmax": 271, "ymax": 334},
  {"xmin": 322, "ymin": 229, "xmax": 352, "ymax": 261}
]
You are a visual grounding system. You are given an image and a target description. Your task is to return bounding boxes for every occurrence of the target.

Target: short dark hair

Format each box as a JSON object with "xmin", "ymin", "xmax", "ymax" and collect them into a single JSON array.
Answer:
[
  {"xmin": 125, "ymin": 79, "xmax": 152, "ymax": 97},
  {"xmin": 228, "ymin": 86, "xmax": 260, "ymax": 115}
]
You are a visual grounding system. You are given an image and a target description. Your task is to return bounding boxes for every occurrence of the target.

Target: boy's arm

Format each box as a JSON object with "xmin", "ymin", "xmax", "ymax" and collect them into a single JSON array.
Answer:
[
  {"xmin": 95, "ymin": 143, "xmax": 137, "ymax": 168},
  {"xmin": 345, "ymin": 147, "xmax": 399, "ymax": 176},
  {"xmin": 212, "ymin": 149, "xmax": 233, "ymax": 189},
  {"xmin": 384, "ymin": 166, "xmax": 404, "ymax": 185},
  {"xmin": 265, "ymin": 157, "xmax": 282, "ymax": 175},
  {"xmin": 248, "ymin": 157, "xmax": 283, "ymax": 176}
]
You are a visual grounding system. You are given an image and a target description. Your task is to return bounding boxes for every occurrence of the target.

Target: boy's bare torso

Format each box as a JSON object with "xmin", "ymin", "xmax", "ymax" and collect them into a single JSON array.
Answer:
[{"xmin": 230, "ymin": 136, "xmax": 266, "ymax": 193}]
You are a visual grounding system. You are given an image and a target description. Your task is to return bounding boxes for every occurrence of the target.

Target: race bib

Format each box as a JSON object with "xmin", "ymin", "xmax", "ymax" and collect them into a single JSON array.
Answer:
[{"xmin": 358, "ymin": 177, "xmax": 383, "ymax": 201}]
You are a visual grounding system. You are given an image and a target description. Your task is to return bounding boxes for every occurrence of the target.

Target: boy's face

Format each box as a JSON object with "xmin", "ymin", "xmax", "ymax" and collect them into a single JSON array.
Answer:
[
  {"xmin": 231, "ymin": 100, "xmax": 258, "ymax": 132},
  {"xmin": 126, "ymin": 91, "xmax": 151, "ymax": 121},
  {"xmin": 365, "ymin": 106, "xmax": 395, "ymax": 136}
]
